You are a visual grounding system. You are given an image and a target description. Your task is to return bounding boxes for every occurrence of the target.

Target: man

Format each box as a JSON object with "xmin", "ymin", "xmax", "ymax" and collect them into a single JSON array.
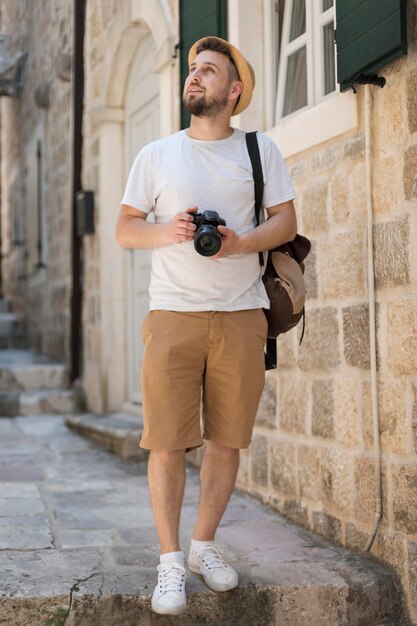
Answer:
[{"xmin": 116, "ymin": 36, "xmax": 296, "ymax": 616}]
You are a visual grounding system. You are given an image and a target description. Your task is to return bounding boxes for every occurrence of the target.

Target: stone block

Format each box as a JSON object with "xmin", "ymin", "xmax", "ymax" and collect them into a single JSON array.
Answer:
[
  {"xmin": 345, "ymin": 522, "xmax": 369, "ymax": 551},
  {"xmin": 321, "ymin": 448, "xmax": 353, "ymax": 515},
  {"xmin": 270, "ymin": 439, "xmax": 296, "ymax": 496},
  {"xmin": 312, "ymin": 511, "xmax": 342, "ymax": 544},
  {"xmin": 387, "ymin": 296, "xmax": 417, "ymax": 374},
  {"xmin": 373, "ymin": 532, "xmax": 406, "ymax": 577},
  {"xmin": 301, "ymin": 181, "xmax": 328, "ymax": 236},
  {"xmin": 413, "ymin": 383, "xmax": 417, "ymax": 455},
  {"xmin": 298, "ymin": 445, "xmax": 321, "ymax": 500},
  {"xmin": 373, "ymin": 157, "xmax": 400, "ymax": 215},
  {"xmin": 321, "ymin": 229, "xmax": 366, "ymax": 299},
  {"xmin": 312, "ymin": 379, "xmax": 335, "ymax": 439},
  {"xmin": 303, "ymin": 240, "xmax": 318, "ymax": 300},
  {"xmin": 256, "ymin": 373, "xmax": 277, "ymax": 429},
  {"xmin": 408, "ymin": 541, "xmax": 417, "ymax": 612},
  {"xmin": 361, "ymin": 381, "xmax": 373, "ymax": 450},
  {"xmin": 344, "ymin": 133, "xmax": 365, "ymax": 158},
  {"xmin": 282, "ymin": 499, "xmax": 309, "ymax": 529},
  {"xmin": 349, "ymin": 162, "xmax": 367, "ymax": 218},
  {"xmin": 250, "ymin": 434, "xmax": 268, "ymax": 488},
  {"xmin": 374, "ymin": 216, "xmax": 410, "ymax": 289},
  {"xmin": 378, "ymin": 382, "xmax": 409, "ymax": 455},
  {"xmin": 407, "ymin": 69, "xmax": 417, "ymax": 134},
  {"xmin": 336, "ymin": 379, "xmax": 361, "ymax": 447},
  {"xmin": 312, "ymin": 146, "xmax": 341, "ymax": 172},
  {"xmin": 330, "ymin": 175, "xmax": 349, "ymax": 224},
  {"xmin": 298, "ymin": 307, "xmax": 340, "ymax": 371},
  {"xmin": 276, "ymin": 332, "xmax": 297, "ymax": 369},
  {"xmin": 279, "ymin": 375, "xmax": 307, "ymax": 434},
  {"xmin": 404, "ymin": 145, "xmax": 417, "ymax": 200},
  {"xmin": 354, "ymin": 457, "xmax": 389, "ymax": 529},
  {"xmin": 343, "ymin": 304, "xmax": 370, "ymax": 369},
  {"xmin": 392, "ymin": 464, "xmax": 417, "ymax": 534},
  {"xmin": 289, "ymin": 159, "xmax": 309, "ymax": 181}
]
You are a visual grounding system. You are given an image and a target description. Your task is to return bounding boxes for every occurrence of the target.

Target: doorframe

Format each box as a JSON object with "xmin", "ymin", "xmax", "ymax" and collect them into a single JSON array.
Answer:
[{"xmin": 86, "ymin": 0, "xmax": 177, "ymax": 412}]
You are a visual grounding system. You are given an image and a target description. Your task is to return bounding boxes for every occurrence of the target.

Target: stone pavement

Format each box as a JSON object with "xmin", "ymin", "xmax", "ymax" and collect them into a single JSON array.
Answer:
[{"xmin": 0, "ymin": 415, "xmax": 407, "ymax": 626}]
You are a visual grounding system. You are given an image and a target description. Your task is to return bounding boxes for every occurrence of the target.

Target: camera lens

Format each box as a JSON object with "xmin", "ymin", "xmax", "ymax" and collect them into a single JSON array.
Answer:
[{"xmin": 194, "ymin": 226, "xmax": 222, "ymax": 257}]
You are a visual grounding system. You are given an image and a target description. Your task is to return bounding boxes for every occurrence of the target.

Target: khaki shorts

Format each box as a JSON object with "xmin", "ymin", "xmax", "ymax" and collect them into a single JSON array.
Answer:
[{"xmin": 140, "ymin": 309, "xmax": 267, "ymax": 451}]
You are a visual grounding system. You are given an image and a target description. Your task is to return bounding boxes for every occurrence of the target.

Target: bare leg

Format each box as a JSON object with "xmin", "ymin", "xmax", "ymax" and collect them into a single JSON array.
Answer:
[
  {"xmin": 192, "ymin": 441, "xmax": 240, "ymax": 541},
  {"xmin": 147, "ymin": 449, "xmax": 186, "ymax": 554}
]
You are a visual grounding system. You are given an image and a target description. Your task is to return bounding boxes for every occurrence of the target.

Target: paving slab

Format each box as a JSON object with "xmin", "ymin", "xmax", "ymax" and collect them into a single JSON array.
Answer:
[{"xmin": 0, "ymin": 416, "xmax": 408, "ymax": 626}]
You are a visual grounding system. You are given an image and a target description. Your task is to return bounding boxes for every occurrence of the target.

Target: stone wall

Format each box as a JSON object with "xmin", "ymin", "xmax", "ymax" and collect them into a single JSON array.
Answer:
[
  {"xmin": 231, "ymin": 16, "xmax": 417, "ymax": 623},
  {"xmin": 0, "ymin": 0, "xmax": 73, "ymax": 361}
]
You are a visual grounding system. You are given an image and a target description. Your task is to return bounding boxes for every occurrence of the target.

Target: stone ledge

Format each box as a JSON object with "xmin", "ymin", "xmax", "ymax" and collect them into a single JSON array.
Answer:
[
  {"xmin": 65, "ymin": 413, "xmax": 145, "ymax": 461},
  {"xmin": 0, "ymin": 389, "xmax": 84, "ymax": 416}
]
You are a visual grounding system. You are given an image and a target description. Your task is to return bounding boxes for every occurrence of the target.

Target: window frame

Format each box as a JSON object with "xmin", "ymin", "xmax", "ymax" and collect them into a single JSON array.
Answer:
[{"xmin": 274, "ymin": 0, "xmax": 336, "ymax": 123}]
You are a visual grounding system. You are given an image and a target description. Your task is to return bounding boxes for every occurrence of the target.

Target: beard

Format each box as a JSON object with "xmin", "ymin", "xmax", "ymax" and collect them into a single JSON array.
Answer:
[{"xmin": 183, "ymin": 84, "xmax": 230, "ymax": 118}]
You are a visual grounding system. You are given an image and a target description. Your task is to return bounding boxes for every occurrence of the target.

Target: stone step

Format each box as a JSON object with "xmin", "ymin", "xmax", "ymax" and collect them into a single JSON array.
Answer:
[
  {"xmin": 0, "ymin": 388, "xmax": 84, "ymax": 416},
  {"xmin": 0, "ymin": 313, "xmax": 27, "ymax": 349},
  {"xmin": 0, "ymin": 349, "xmax": 69, "ymax": 390},
  {"xmin": 65, "ymin": 412, "xmax": 145, "ymax": 461}
]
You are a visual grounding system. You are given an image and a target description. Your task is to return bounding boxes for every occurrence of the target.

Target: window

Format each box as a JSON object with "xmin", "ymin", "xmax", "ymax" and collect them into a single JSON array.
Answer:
[{"xmin": 275, "ymin": 0, "xmax": 335, "ymax": 121}]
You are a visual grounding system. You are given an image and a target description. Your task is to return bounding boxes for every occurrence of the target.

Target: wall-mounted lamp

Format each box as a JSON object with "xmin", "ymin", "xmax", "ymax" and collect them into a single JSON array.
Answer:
[{"xmin": 0, "ymin": 34, "xmax": 25, "ymax": 98}]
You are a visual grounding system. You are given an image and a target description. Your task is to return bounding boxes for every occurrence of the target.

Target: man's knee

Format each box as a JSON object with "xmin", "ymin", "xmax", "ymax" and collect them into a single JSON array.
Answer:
[{"xmin": 149, "ymin": 449, "xmax": 186, "ymax": 465}]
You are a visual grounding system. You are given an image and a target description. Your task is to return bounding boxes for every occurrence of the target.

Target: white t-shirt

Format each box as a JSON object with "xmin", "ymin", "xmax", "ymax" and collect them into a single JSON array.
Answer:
[{"xmin": 121, "ymin": 128, "xmax": 295, "ymax": 312}]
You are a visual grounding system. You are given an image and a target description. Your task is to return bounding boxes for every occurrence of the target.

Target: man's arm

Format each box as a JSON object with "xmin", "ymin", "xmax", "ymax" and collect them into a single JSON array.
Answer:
[
  {"xmin": 116, "ymin": 203, "xmax": 197, "ymax": 249},
  {"xmin": 213, "ymin": 199, "xmax": 297, "ymax": 259}
]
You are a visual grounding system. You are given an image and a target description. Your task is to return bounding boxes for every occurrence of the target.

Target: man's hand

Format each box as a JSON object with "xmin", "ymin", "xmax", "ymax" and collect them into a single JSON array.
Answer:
[
  {"xmin": 168, "ymin": 206, "xmax": 197, "ymax": 243},
  {"xmin": 211, "ymin": 225, "xmax": 242, "ymax": 259}
]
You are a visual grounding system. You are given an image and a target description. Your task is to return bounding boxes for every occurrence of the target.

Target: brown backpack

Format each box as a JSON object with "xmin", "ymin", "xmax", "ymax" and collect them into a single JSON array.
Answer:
[{"xmin": 246, "ymin": 132, "xmax": 311, "ymax": 370}]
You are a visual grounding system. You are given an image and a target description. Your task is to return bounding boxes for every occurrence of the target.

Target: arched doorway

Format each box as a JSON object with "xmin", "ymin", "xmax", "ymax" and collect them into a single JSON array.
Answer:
[{"xmin": 124, "ymin": 32, "xmax": 160, "ymax": 403}]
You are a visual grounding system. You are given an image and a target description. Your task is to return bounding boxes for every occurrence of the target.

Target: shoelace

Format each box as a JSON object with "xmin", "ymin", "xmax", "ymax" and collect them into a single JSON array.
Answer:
[
  {"xmin": 157, "ymin": 563, "xmax": 186, "ymax": 593},
  {"xmin": 199, "ymin": 545, "xmax": 228, "ymax": 571}
]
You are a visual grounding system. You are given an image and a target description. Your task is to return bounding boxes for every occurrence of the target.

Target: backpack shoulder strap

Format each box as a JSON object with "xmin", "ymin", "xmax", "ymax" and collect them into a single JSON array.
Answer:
[{"xmin": 245, "ymin": 131, "xmax": 264, "ymax": 227}]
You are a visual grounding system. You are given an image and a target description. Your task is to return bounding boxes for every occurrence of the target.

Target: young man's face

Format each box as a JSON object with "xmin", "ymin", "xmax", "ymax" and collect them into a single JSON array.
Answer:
[{"xmin": 183, "ymin": 49, "xmax": 239, "ymax": 118}]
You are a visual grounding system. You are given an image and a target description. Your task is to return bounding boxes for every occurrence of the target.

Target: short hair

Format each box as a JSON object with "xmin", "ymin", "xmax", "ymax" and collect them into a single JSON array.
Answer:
[{"xmin": 195, "ymin": 37, "xmax": 240, "ymax": 83}]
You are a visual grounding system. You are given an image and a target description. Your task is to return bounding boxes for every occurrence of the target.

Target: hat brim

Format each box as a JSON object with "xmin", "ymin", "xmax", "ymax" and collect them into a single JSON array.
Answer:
[{"xmin": 188, "ymin": 36, "xmax": 255, "ymax": 116}]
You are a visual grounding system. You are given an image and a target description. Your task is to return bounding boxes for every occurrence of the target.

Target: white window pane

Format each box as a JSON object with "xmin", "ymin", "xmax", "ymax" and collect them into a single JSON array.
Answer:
[
  {"xmin": 289, "ymin": 0, "xmax": 306, "ymax": 42},
  {"xmin": 322, "ymin": 0, "xmax": 333, "ymax": 11},
  {"xmin": 323, "ymin": 21, "xmax": 335, "ymax": 95},
  {"xmin": 283, "ymin": 46, "xmax": 307, "ymax": 115}
]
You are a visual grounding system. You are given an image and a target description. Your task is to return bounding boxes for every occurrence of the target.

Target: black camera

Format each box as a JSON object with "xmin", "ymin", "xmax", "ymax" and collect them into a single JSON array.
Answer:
[{"xmin": 191, "ymin": 210, "xmax": 226, "ymax": 257}]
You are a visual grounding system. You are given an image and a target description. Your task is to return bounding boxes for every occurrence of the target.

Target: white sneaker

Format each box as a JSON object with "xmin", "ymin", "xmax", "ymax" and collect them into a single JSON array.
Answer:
[
  {"xmin": 151, "ymin": 562, "xmax": 187, "ymax": 615},
  {"xmin": 188, "ymin": 544, "xmax": 238, "ymax": 592}
]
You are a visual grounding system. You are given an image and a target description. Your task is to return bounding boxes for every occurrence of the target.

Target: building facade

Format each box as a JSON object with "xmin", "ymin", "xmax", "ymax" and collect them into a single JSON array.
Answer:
[{"xmin": 1, "ymin": 0, "xmax": 417, "ymax": 621}]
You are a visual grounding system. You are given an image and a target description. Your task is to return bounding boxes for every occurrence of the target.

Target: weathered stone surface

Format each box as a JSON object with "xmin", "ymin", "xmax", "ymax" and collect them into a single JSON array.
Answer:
[
  {"xmin": 387, "ymin": 296, "xmax": 417, "ymax": 374},
  {"xmin": 270, "ymin": 439, "xmax": 296, "ymax": 495},
  {"xmin": 282, "ymin": 499, "xmax": 309, "ymax": 529},
  {"xmin": 373, "ymin": 157, "xmax": 400, "ymax": 215},
  {"xmin": 392, "ymin": 464, "xmax": 417, "ymax": 533},
  {"xmin": 353, "ymin": 456, "xmax": 384, "ymax": 525},
  {"xmin": 321, "ymin": 229, "xmax": 366, "ymax": 299},
  {"xmin": 407, "ymin": 69, "xmax": 417, "ymax": 134},
  {"xmin": 373, "ymin": 532, "xmax": 406, "ymax": 578},
  {"xmin": 330, "ymin": 174, "xmax": 349, "ymax": 224},
  {"xmin": 301, "ymin": 181, "xmax": 328, "ymax": 236},
  {"xmin": 404, "ymin": 145, "xmax": 417, "ymax": 200},
  {"xmin": 336, "ymin": 379, "xmax": 361, "ymax": 447},
  {"xmin": 413, "ymin": 383, "xmax": 417, "ymax": 455},
  {"xmin": 321, "ymin": 448, "xmax": 353, "ymax": 515},
  {"xmin": 298, "ymin": 445, "xmax": 321, "ymax": 500},
  {"xmin": 312, "ymin": 511, "xmax": 342, "ymax": 544},
  {"xmin": 408, "ymin": 541, "xmax": 417, "ymax": 611},
  {"xmin": 343, "ymin": 304, "xmax": 370, "ymax": 369},
  {"xmin": 344, "ymin": 133, "xmax": 365, "ymax": 158},
  {"xmin": 349, "ymin": 162, "xmax": 368, "ymax": 220},
  {"xmin": 250, "ymin": 434, "xmax": 268, "ymax": 488},
  {"xmin": 256, "ymin": 373, "xmax": 277, "ymax": 429},
  {"xmin": 376, "ymin": 76, "xmax": 405, "ymax": 149},
  {"xmin": 0, "ymin": 363, "xmax": 68, "ymax": 391},
  {"xmin": 374, "ymin": 216, "xmax": 410, "ymax": 289},
  {"xmin": 289, "ymin": 158, "xmax": 309, "ymax": 181},
  {"xmin": 279, "ymin": 375, "xmax": 307, "ymax": 434},
  {"xmin": 378, "ymin": 382, "xmax": 409, "ymax": 455},
  {"xmin": 298, "ymin": 307, "xmax": 340, "ymax": 371},
  {"xmin": 361, "ymin": 381, "xmax": 373, "ymax": 449},
  {"xmin": 236, "ymin": 447, "xmax": 250, "ymax": 487},
  {"xmin": 345, "ymin": 523, "xmax": 369, "ymax": 551},
  {"xmin": 312, "ymin": 146, "xmax": 341, "ymax": 172},
  {"xmin": 276, "ymin": 332, "xmax": 297, "ymax": 369},
  {"xmin": 303, "ymin": 240, "xmax": 318, "ymax": 300},
  {"xmin": 312, "ymin": 379, "xmax": 335, "ymax": 439}
]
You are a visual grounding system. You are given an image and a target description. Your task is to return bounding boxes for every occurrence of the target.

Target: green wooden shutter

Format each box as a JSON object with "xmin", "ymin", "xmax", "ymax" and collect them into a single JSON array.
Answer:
[
  {"xmin": 335, "ymin": 0, "xmax": 407, "ymax": 92},
  {"xmin": 179, "ymin": 0, "xmax": 228, "ymax": 128}
]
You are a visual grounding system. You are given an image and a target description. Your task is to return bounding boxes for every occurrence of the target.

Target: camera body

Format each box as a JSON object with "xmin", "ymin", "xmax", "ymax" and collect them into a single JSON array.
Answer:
[{"xmin": 191, "ymin": 210, "xmax": 226, "ymax": 257}]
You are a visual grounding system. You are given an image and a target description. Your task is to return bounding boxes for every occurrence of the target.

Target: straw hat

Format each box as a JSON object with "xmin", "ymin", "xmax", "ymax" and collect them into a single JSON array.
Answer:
[{"xmin": 188, "ymin": 36, "xmax": 255, "ymax": 116}]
